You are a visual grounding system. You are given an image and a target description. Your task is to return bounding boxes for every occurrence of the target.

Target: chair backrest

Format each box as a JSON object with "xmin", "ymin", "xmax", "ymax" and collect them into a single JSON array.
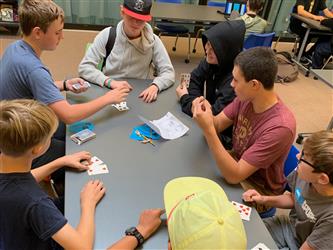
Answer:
[
  {"xmin": 207, "ymin": 1, "xmax": 226, "ymax": 7},
  {"xmin": 284, "ymin": 145, "xmax": 299, "ymax": 177},
  {"xmin": 156, "ymin": 0, "xmax": 182, "ymax": 3},
  {"xmin": 243, "ymin": 32, "xmax": 275, "ymax": 50}
]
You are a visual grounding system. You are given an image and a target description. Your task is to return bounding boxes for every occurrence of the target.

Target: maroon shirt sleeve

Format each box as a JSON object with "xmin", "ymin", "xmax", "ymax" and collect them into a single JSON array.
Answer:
[{"xmin": 223, "ymin": 97, "xmax": 241, "ymax": 121}]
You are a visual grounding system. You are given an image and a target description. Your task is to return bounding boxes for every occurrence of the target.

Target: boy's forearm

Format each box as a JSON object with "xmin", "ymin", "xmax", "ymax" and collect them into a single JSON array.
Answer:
[
  {"xmin": 50, "ymin": 97, "xmax": 109, "ymax": 124},
  {"xmin": 107, "ymin": 236, "xmax": 138, "ymax": 250},
  {"xmin": 31, "ymin": 157, "xmax": 65, "ymax": 182},
  {"xmin": 54, "ymin": 80, "xmax": 63, "ymax": 90},
  {"xmin": 261, "ymin": 193, "xmax": 294, "ymax": 209},
  {"xmin": 76, "ymin": 206, "xmax": 96, "ymax": 248},
  {"xmin": 203, "ymin": 127, "xmax": 240, "ymax": 183}
]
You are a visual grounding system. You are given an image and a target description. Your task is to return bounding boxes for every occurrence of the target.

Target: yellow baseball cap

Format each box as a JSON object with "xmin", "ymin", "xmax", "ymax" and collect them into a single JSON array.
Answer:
[{"xmin": 164, "ymin": 177, "xmax": 247, "ymax": 250}]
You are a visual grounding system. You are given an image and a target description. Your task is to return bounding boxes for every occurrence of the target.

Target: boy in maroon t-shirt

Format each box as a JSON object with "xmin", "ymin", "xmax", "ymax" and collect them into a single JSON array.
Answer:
[{"xmin": 192, "ymin": 47, "xmax": 296, "ymax": 212}]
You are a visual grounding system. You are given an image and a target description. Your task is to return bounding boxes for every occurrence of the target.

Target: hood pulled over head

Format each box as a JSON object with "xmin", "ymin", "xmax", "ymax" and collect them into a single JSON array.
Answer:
[{"xmin": 202, "ymin": 20, "xmax": 245, "ymax": 73}]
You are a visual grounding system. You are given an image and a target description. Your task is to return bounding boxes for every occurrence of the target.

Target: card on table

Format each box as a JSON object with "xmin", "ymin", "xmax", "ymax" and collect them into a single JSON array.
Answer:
[
  {"xmin": 70, "ymin": 129, "xmax": 96, "ymax": 145},
  {"xmin": 251, "ymin": 243, "xmax": 270, "ymax": 250},
  {"xmin": 112, "ymin": 101, "xmax": 129, "ymax": 111},
  {"xmin": 180, "ymin": 73, "xmax": 191, "ymax": 88},
  {"xmin": 231, "ymin": 201, "xmax": 252, "ymax": 221},
  {"xmin": 86, "ymin": 156, "xmax": 109, "ymax": 176},
  {"xmin": 88, "ymin": 163, "xmax": 109, "ymax": 176}
]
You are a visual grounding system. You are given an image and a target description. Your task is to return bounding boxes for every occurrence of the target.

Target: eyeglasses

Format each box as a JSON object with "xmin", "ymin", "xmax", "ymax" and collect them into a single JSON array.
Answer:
[{"xmin": 297, "ymin": 150, "xmax": 317, "ymax": 169}]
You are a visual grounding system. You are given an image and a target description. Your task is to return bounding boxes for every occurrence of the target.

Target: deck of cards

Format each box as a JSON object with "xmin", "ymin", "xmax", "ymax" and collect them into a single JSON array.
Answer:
[
  {"xmin": 72, "ymin": 81, "xmax": 91, "ymax": 90},
  {"xmin": 70, "ymin": 129, "xmax": 96, "ymax": 145},
  {"xmin": 87, "ymin": 156, "xmax": 109, "ymax": 176},
  {"xmin": 112, "ymin": 102, "xmax": 129, "ymax": 111},
  {"xmin": 231, "ymin": 201, "xmax": 252, "ymax": 221},
  {"xmin": 180, "ymin": 73, "xmax": 191, "ymax": 88}
]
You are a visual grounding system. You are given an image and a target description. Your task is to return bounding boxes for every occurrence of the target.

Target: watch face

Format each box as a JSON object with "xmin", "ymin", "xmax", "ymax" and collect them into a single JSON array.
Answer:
[
  {"xmin": 125, "ymin": 227, "xmax": 144, "ymax": 245},
  {"xmin": 125, "ymin": 227, "xmax": 136, "ymax": 235}
]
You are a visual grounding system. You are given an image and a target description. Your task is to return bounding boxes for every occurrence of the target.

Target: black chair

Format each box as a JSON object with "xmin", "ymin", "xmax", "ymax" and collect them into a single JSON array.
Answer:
[{"xmin": 155, "ymin": 0, "xmax": 191, "ymax": 63}]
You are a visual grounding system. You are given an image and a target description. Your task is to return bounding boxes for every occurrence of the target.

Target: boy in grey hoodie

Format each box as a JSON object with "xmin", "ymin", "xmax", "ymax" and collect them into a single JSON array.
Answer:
[{"xmin": 79, "ymin": 0, "xmax": 175, "ymax": 103}]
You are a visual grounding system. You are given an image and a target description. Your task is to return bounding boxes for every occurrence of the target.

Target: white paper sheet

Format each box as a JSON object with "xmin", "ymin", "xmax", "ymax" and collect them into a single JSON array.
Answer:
[{"xmin": 138, "ymin": 112, "xmax": 189, "ymax": 140}]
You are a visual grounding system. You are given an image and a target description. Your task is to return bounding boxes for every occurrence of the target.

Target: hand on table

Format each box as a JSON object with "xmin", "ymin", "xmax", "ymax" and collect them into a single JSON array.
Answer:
[
  {"xmin": 61, "ymin": 151, "xmax": 92, "ymax": 171},
  {"xmin": 314, "ymin": 15, "xmax": 325, "ymax": 22},
  {"xmin": 136, "ymin": 208, "xmax": 165, "ymax": 240},
  {"xmin": 242, "ymin": 189, "xmax": 265, "ymax": 204},
  {"xmin": 139, "ymin": 84, "xmax": 159, "ymax": 103},
  {"xmin": 80, "ymin": 180, "xmax": 106, "ymax": 209},
  {"xmin": 108, "ymin": 80, "xmax": 133, "ymax": 91}
]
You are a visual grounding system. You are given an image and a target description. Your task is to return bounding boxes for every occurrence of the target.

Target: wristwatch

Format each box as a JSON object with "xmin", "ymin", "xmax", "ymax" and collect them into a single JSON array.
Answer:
[{"xmin": 125, "ymin": 227, "xmax": 144, "ymax": 246}]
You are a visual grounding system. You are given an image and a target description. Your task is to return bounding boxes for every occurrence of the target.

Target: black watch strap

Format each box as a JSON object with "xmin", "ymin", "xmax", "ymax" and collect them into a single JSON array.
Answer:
[{"xmin": 125, "ymin": 227, "xmax": 144, "ymax": 246}]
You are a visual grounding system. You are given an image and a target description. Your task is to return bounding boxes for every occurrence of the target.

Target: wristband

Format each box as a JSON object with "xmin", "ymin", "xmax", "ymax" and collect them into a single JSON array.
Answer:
[
  {"xmin": 104, "ymin": 78, "xmax": 112, "ymax": 89},
  {"xmin": 63, "ymin": 80, "xmax": 68, "ymax": 91}
]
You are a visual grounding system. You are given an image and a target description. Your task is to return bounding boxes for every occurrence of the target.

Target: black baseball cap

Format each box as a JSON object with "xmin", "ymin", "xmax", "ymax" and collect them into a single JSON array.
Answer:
[{"xmin": 123, "ymin": 0, "xmax": 152, "ymax": 21}]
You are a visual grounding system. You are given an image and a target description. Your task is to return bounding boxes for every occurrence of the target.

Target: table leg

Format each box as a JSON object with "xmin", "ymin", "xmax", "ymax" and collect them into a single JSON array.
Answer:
[{"xmin": 296, "ymin": 27, "xmax": 311, "ymax": 62}]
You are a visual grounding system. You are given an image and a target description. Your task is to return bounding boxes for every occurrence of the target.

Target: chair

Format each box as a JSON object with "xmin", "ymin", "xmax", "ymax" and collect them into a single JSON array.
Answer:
[
  {"xmin": 192, "ymin": 1, "xmax": 226, "ymax": 54},
  {"xmin": 273, "ymin": 6, "xmax": 300, "ymax": 55},
  {"xmin": 155, "ymin": 0, "xmax": 191, "ymax": 63},
  {"xmin": 259, "ymin": 145, "xmax": 299, "ymax": 218},
  {"xmin": 243, "ymin": 32, "xmax": 275, "ymax": 50}
]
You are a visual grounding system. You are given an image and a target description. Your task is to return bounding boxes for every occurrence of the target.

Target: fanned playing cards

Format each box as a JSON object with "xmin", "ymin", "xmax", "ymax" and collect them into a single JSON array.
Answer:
[
  {"xmin": 231, "ymin": 201, "xmax": 252, "ymax": 221},
  {"xmin": 87, "ymin": 156, "xmax": 109, "ymax": 176}
]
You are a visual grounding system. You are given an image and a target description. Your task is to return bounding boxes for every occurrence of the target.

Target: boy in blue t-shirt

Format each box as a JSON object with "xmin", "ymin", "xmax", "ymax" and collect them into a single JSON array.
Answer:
[
  {"xmin": 0, "ymin": 0, "xmax": 131, "ymax": 176},
  {"xmin": 0, "ymin": 99, "xmax": 163, "ymax": 249},
  {"xmin": 243, "ymin": 131, "xmax": 333, "ymax": 249}
]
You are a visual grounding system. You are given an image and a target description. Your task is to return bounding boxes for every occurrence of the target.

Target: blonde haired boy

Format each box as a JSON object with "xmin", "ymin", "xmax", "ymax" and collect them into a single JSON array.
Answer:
[
  {"xmin": 0, "ymin": 0, "xmax": 131, "ymax": 187},
  {"xmin": 0, "ymin": 99, "xmax": 163, "ymax": 249},
  {"xmin": 0, "ymin": 0, "xmax": 129, "ymax": 124},
  {"xmin": 243, "ymin": 131, "xmax": 333, "ymax": 250}
]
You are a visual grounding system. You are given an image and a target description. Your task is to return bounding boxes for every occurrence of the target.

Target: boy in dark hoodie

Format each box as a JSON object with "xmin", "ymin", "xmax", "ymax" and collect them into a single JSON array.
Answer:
[{"xmin": 176, "ymin": 20, "xmax": 245, "ymax": 148}]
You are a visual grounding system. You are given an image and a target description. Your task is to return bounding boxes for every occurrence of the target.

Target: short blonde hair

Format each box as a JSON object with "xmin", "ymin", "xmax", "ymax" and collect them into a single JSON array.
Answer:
[
  {"xmin": 304, "ymin": 130, "xmax": 333, "ymax": 184},
  {"xmin": 0, "ymin": 99, "xmax": 58, "ymax": 156},
  {"xmin": 19, "ymin": 0, "xmax": 64, "ymax": 36}
]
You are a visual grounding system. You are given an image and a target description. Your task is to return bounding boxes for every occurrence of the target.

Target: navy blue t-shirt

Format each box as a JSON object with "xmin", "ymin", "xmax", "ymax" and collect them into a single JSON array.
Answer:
[
  {"xmin": 0, "ymin": 40, "xmax": 64, "ymax": 105},
  {"xmin": 0, "ymin": 172, "xmax": 67, "ymax": 250}
]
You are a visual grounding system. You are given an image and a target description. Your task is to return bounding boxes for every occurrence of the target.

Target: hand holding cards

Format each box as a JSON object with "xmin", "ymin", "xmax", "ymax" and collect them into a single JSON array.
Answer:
[
  {"xmin": 180, "ymin": 73, "xmax": 191, "ymax": 88},
  {"xmin": 73, "ymin": 81, "xmax": 91, "ymax": 90}
]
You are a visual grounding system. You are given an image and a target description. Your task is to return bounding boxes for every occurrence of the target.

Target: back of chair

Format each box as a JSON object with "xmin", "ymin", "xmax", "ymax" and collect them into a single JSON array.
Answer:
[
  {"xmin": 156, "ymin": 0, "xmax": 182, "ymax": 3},
  {"xmin": 243, "ymin": 32, "xmax": 275, "ymax": 50},
  {"xmin": 284, "ymin": 145, "xmax": 299, "ymax": 178},
  {"xmin": 207, "ymin": 1, "xmax": 226, "ymax": 7}
]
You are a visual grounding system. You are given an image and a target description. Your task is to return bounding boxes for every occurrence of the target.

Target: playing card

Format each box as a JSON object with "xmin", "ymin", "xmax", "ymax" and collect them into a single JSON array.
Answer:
[
  {"xmin": 72, "ymin": 81, "xmax": 91, "ymax": 90},
  {"xmin": 112, "ymin": 101, "xmax": 129, "ymax": 111},
  {"xmin": 88, "ymin": 163, "xmax": 109, "ymax": 176},
  {"xmin": 90, "ymin": 156, "xmax": 103, "ymax": 166},
  {"xmin": 251, "ymin": 243, "xmax": 270, "ymax": 250},
  {"xmin": 180, "ymin": 73, "xmax": 191, "ymax": 88},
  {"xmin": 231, "ymin": 201, "xmax": 252, "ymax": 221}
]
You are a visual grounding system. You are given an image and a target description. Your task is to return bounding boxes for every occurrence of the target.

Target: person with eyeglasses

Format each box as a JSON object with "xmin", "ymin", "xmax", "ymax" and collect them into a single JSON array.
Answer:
[{"xmin": 243, "ymin": 130, "xmax": 333, "ymax": 250}]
